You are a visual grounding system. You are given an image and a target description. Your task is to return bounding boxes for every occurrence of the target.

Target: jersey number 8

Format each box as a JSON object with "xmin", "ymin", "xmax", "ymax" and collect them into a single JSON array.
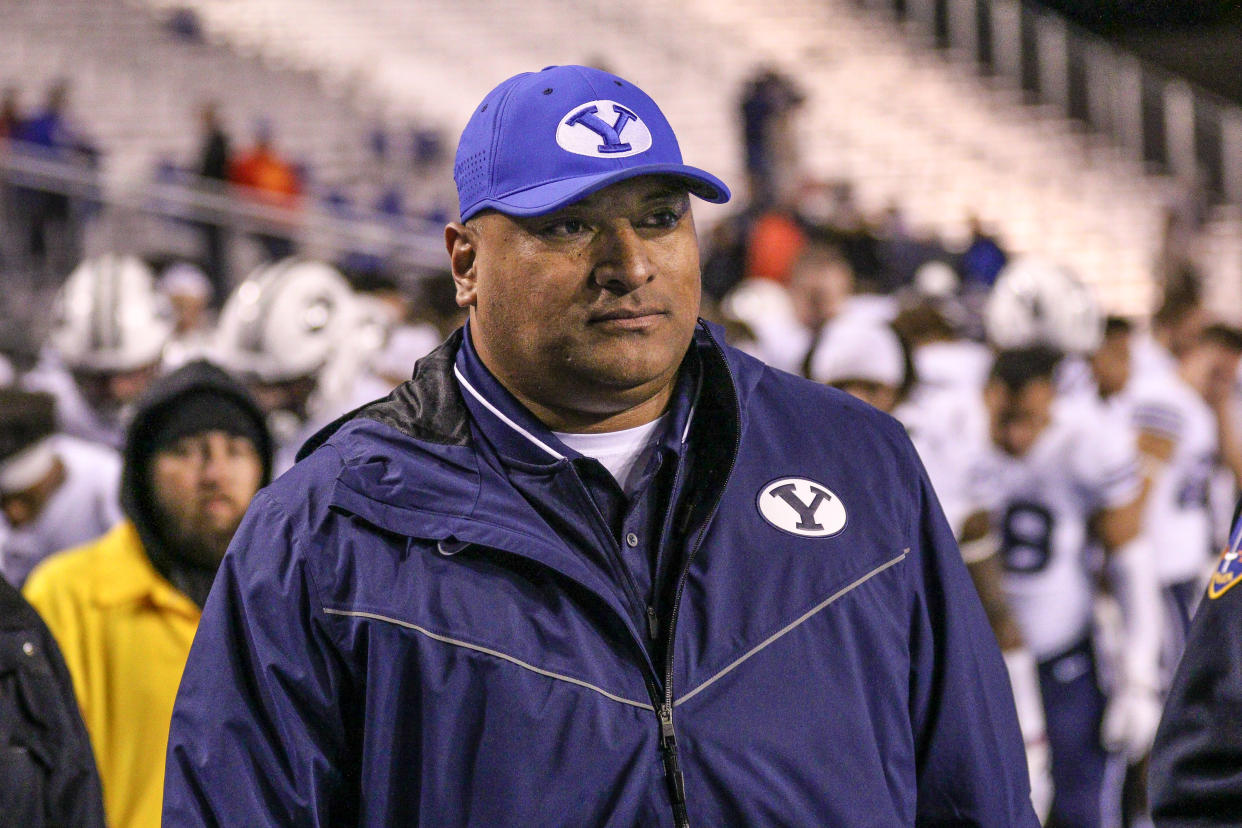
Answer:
[{"xmin": 999, "ymin": 501, "xmax": 1055, "ymax": 574}]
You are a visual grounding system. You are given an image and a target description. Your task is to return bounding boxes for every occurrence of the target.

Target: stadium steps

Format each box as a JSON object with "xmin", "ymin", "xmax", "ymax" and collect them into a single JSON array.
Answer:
[{"xmin": 7, "ymin": 0, "xmax": 1203, "ymax": 315}]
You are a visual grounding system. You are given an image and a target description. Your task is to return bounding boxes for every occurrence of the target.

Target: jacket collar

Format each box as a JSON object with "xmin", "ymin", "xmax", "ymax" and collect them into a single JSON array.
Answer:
[
  {"xmin": 91, "ymin": 522, "xmax": 201, "ymax": 616},
  {"xmin": 453, "ymin": 321, "xmax": 702, "ymax": 470}
]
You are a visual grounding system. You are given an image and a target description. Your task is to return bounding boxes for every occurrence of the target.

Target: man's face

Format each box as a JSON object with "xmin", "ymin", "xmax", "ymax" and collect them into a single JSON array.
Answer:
[
  {"xmin": 150, "ymin": 430, "xmax": 263, "ymax": 567},
  {"xmin": 247, "ymin": 376, "xmax": 317, "ymax": 418},
  {"xmin": 169, "ymin": 293, "xmax": 209, "ymax": 334},
  {"xmin": 1184, "ymin": 341, "xmax": 1242, "ymax": 405},
  {"xmin": 985, "ymin": 378, "xmax": 1055, "ymax": 458},
  {"xmin": 1090, "ymin": 331, "xmax": 1131, "ymax": 398},
  {"xmin": 0, "ymin": 460, "xmax": 62, "ymax": 529},
  {"xmin": 447, "ymin": 176, "xmax": 701, "ymax": 428},
  {"xmin": 833, "ymin": 379, "xmax": 898, "ymax": 414},
  {"xmin": 73, "ymin": 363, "xmax": 160, "ymax": 415},
  {"xmin": 1168, "ymin": 307, "xmax": 1207, "ymax": 359},
  {"xmin": 788, "ymin": 249, "xmax": 853, "ymax": 330}
]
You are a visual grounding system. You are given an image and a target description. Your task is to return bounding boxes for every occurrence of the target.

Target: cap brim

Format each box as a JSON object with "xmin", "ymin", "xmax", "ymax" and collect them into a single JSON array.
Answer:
[{"xmin": 462, "ymin": 163, "xmax": 730, "ymax": 221}]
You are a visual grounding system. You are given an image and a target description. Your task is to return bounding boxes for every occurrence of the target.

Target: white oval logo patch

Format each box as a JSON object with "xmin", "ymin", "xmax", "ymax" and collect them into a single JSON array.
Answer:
[
  {"xmin": 556, "ymin": 100, "xmax": 653, "ymax": 158},
  {"xmin": 757, "ymin": 478, "xmax": 847, "ymax": 538}
]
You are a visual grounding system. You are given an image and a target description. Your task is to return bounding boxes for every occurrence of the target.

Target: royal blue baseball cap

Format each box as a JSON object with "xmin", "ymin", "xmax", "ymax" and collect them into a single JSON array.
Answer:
[{"xmin": 454, "ymin": 65, "xmax": 731, "ymax": 221}]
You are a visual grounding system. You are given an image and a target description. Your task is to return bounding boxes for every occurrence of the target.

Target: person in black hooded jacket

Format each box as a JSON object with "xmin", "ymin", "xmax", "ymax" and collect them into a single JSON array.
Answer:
[
  {"xmin": 23, "ymin": 359, "xmax": 272, "ymax": 827},
  {"xmin": 0, "ymin": 575, "xmax": 105, "ymax": 827}
]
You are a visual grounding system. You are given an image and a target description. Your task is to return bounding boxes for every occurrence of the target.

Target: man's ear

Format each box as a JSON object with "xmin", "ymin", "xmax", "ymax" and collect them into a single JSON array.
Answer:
[{"xmin": 445, "ymin": 222, "xmax": 478, "ymax": 308}]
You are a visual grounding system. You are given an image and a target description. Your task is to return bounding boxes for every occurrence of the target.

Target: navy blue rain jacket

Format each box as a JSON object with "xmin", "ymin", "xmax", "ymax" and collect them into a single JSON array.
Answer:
[{"xmin": 164, "ymin": 324, "xmax": 1037, "ymax": 826}]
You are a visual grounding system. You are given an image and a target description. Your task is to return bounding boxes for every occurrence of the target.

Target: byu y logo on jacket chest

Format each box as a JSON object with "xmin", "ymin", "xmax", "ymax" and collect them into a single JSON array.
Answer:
[
  {"xmin": 757, "ymin": 477, "xmax": 847, "ymax": 537},
  {"xmin": 557, "ymin": 100, "xmax": 653, "ymax": 158}
]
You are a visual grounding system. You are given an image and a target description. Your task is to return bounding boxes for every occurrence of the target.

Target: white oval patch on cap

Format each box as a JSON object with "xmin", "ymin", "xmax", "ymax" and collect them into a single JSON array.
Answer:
[
  {"xmin": 757, "ymin": 477, "xmax": 847, "ymax": 538},
  {"xmin": 556, "ymin": 100, "xmax": 652, "ymax": 158}
]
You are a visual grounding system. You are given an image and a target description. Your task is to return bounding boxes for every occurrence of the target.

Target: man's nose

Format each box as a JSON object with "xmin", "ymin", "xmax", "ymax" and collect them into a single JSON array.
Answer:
[
  {"xmin": 591, "ymin": 222, "xmax": 654, "ymax": 293},
  {"xmin": 198, "ymin": 445, "xmax": 230, "ymax": 487}
]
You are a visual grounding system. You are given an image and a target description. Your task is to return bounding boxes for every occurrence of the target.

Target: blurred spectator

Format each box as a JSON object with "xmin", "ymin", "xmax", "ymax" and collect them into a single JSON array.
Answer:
[
  {"xmin": 17, "ymin": 81, "xmax": 72, "ymax": 151},
  {"xmin": 0, "ymin": 87, "xmax": 23, "ymax": 274},
  {"xmin": 228, "ymin": 121, "xmax": 301, "ymax": 260},
  {"xmin": 960, "ymin": 215, "xmax": 1008, "ymax": 289},
  {"xmin": 700, "ymin": 210, "xmax": 755, "ymax": 301},
  {"xmin": 1133, "ymin": 286, "xmax": 1206, "ymax": 379},
  {"xmin": 893, "ymin": 298, "xmax": 992, "ymax": 395},
  {"xmin": 0, "ymin": 576, "xmax": 105, "ymax": 826},
  {"xmin": 739, "ymin": 67, "xmax": 804, "ymax": 206},
  {"xmin": 1154, "ymin": 206, "xmax": 1203, "ymax": 303},
  {"xmin": 810, "ymin": 319, "xmax": 911, "ymax": 413},
  {"xmin": 195, "ymin": 102, "xmax": 231, "ymax": 301},
  {"xmin": 778, "ymin": 232, "xmax": 857, "ymax": 376},
  {"xmin": 744, "ymin": 208, "xmax": 805, "ymax": 286},
  {"xmin": 0, "ymin": 86, "xmax": 20, "ymax": 139},
  {"xmin": 23, "ymin": 360, "xmax": 272, "ymax": 828},
  {"xmin": 875, "ymin": 203, "xmax": 950, "ymax": 292},
  {"xmin": 347, "ymin": 322, "xmax": 442, "ymax": 406},
  {"xmin": 166, "ymin": 6, "xmax": 204, "ymax": 42},
  {"xmin": 12, "ymin": 80, "xmax": 97, "ymax": 278},
  {"xmin": 0, "ymin": 389, "xmax": 121, "ymax": 587},
  {"xmin": 159, "ymin": 262, "xmax": 215, "ymax": 369}
]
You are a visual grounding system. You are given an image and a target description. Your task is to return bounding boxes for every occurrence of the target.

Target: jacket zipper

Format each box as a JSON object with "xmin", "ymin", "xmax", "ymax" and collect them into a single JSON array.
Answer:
[
  {"xmin": 566, "ymin": 463, "xmax": 651, "ymax": 642},
  {"xmin": 652, "ymin": 335, "xmax": 742, "ymax": 828},
  {"xmin": 564, "ymin": 458, "xmax": 689, "ymax": 825}
]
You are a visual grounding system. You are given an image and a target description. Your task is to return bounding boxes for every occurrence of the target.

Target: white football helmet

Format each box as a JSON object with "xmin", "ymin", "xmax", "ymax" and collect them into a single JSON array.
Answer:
[
  {"xmin": 49, "ymin": 254, "xmax": 173, "ymax": 372},
  {"xmin": 215, "ymin": 259, "xmax": 355, "ymax": 384},
  {"xmin": 984, "ymin": 258, "xmax": 1103, "ymax": 354}
]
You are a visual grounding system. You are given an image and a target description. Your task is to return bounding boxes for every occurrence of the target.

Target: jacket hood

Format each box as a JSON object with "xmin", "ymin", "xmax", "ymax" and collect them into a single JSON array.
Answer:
[{"xmin": 121, "ymin": 359, "xmax": 273, "ymax": 606}]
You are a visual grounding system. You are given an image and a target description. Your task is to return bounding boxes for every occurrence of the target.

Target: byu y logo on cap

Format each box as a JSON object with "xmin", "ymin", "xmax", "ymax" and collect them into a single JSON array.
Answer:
[
  {"xmin": 557, "ymin": 100, "xmax": 653, "ymax": 158},
  {"xmin": 757, "ymin": 477, "xmax": 847, "ymax": 538}
]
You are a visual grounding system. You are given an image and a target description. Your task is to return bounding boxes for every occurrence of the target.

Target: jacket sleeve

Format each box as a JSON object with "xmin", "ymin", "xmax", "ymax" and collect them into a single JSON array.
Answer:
[
  {"xmin": 163, "ymin": 490, "xmax": 358, "ymax": 826},
  {"xmin": 0, "ymin": 581, "xmax": 106, "ymax": 828},
  {"xmin": 904, "ymin": 448, "xmax": 1040, "ymax": 826},
  {"xmin": 1149, "ymin": 573, "xmax": 1242, "ymax": 823},
  {"xmin": 36, "ymin": 609, "xmax": 108, "ymax": 828}
]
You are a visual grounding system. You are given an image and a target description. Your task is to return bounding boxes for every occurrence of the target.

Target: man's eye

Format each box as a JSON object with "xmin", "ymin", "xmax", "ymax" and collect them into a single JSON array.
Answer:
[
  {"xmin": 542, "ymin": 219, "xmax": 587, "ymax": 237},
  {"xmin": 641, "ymin": 208, "xmax": 681, "ymax": 228}
]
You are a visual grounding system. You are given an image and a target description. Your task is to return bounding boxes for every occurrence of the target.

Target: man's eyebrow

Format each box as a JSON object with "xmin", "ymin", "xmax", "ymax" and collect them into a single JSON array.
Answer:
[
  {"xmin": 566, "ymin": 185, "xmax": 689, "ymax": 212},
  {"xmin": 643, "ymin": 187, "xmax": 690, "ymax": 204}
]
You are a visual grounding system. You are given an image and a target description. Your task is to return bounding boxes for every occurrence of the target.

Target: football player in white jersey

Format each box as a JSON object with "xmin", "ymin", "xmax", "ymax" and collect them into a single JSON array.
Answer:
[
  {"xmin": 0, "ymin": 390, "xmax": 122, "ymax": 587},
  {"xmin": 965, "ymin": 346, "xmax": 1161, "ymax": 828},
  {"xmin": 812, "ymin": 320, "xmax": 1053, "ymax": 820},
  {"xmin": 213, "ymin": 259, "xmax": 359, "ymax": 474},
  {"xmin": 23, "ymin": 255, "xmax": 173, "ymax": 450},
  {"xmin": 1099, "ymin": 322, "xmax": 1242, "ymax": 668}
]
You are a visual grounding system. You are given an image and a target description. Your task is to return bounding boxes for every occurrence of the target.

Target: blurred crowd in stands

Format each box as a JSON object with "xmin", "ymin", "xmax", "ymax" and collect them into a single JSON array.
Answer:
[
  {"xmin": 2, "ymin": 61, "xmax": 1241, "ymax": 827},
  {"xmin": 0, "ymin": 74, "xmax": 451, "ymax": 321}
]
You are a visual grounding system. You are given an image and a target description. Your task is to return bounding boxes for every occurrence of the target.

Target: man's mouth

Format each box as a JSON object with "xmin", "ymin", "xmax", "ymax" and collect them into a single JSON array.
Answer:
[
  {"xmin": 588, "ymin": 307, "xmax": 666, "ymax": 327},
  {"xmin": 200, "ymin": 494, "xmax": 236, "ymax": 513}
]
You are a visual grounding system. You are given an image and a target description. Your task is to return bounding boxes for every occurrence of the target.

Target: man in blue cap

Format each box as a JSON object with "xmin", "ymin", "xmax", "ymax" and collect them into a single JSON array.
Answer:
[{"xmin": 164, "ymin": 66, "xmax": 1037, "ymax": 825}]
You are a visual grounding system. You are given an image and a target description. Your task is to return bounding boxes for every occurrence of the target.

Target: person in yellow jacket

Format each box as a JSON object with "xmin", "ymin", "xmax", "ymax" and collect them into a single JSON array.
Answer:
[{"xmin": 24, "ymin": 360, "xmax": 272, "ymax": 828}]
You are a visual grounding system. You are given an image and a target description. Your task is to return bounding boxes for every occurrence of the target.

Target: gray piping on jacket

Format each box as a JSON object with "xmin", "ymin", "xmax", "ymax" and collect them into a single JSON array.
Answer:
[
  {"xmin": 673, "ymin": 549, "xmax": 910, "ymax": 708},
  {"xmin": 321, "ymin": 607, "xmax": 654, "ymax": 712}
]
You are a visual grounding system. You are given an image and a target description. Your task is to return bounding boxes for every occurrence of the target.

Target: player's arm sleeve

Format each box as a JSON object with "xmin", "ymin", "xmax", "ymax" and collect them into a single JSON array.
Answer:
[
  {"xmin": 1150, "ymin": 579, "xmax": 1242, "ymax": 823},
  {"xmin": 900, "ymin": 436, "xmax": 1040, "ymax": 826},
  {"xmin": 162, "ymin": 490, "xmax": 357, "ymax": 826}
]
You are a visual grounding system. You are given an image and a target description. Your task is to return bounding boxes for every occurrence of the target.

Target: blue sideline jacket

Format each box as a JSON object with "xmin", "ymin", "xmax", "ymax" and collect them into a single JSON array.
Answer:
[{"xmin": 164, "ymin": 323, "xmax": 1037, "ymax": 826}]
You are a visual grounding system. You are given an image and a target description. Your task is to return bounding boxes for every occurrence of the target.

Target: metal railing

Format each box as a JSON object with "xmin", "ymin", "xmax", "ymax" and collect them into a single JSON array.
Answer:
[
  {"xmin": 859, "ymin": 0, "xmax": 1242, "ymax": 207},
  {"xmin": 0, "ymin": 137, "xmax": 448, "ymax": 286}
]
